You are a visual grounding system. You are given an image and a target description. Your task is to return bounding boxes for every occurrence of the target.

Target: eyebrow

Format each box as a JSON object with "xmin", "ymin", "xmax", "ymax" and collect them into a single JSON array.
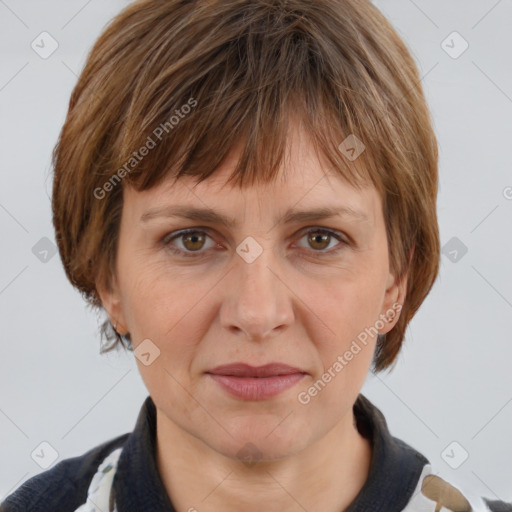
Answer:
[{"xmin": 140, "ymin": 204, "xmax": 370, "ymax": 226}]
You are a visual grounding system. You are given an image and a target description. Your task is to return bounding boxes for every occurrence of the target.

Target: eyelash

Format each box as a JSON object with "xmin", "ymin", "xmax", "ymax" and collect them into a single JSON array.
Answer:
[{"xmin": 162, "ymin": 227, "xmax": 350, "ymax": 258}]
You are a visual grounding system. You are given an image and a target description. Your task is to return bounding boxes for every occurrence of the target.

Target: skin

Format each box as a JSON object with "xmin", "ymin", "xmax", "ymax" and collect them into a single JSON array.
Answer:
[{"xmin": 97, "ymin": 121, "xmax": 407, "ymax": 512}]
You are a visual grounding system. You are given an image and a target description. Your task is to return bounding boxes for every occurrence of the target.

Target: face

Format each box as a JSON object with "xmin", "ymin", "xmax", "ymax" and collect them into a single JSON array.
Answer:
[{"xmin": 98, "ymin": 122, "xmax": 406, "ymax": 462}]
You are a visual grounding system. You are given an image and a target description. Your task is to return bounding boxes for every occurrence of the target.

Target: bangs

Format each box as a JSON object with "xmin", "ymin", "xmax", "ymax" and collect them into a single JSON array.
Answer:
[{"xmin": 109, "ymin": 3, "xmax": 380, "ymax": 194}]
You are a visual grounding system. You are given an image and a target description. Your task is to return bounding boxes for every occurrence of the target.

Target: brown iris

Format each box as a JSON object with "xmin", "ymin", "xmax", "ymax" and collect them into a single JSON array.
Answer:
[
  {"xmin": 307, "ymin": 230, "xmax": 331, "ymax": 251},
  {"xmin": 181, "ymin": 231, "xmax": 206, "ymax": 251}
]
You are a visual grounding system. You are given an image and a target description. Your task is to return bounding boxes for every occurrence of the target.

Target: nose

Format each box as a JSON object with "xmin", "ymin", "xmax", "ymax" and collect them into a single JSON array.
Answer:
[{"xmin": 219, "ymin": 242, "xmax": 295, "ymax": 342}]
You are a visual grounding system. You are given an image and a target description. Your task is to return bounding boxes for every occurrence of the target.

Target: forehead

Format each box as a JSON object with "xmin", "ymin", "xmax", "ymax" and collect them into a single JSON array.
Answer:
[
  {"xmin": 123, "ymin": 172, "xmax": 381, "ymax": 235},
  {"xmin": 123, "ymin": 121, "xmax": 381, "ymax": 225}
]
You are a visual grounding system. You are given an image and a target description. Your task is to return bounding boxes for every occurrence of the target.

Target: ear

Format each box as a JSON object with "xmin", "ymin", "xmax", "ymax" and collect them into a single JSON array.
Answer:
[
  {"xmin": 379, "ymin": 245, "xmax": 413, "ymax": 335},
  {"xmin": 96, "ymin": 272, "xmax": 129, "ymax": 335}
]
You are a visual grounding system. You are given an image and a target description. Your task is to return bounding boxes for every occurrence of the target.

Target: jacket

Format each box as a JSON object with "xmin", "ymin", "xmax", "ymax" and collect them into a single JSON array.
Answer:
[{"xmin": 1, "ymin": 393, "xmax": 511, "ymax": 511}]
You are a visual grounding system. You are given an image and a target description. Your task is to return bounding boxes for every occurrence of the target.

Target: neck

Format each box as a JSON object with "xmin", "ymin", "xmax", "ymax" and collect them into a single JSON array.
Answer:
[{"xmin": 155, "ymin": 407, "xmax": 372, "ymax": 512}]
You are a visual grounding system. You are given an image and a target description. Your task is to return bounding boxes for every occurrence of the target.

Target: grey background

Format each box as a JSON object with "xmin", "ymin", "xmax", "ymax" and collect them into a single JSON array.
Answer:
[{"xmin": 1, "ymin": 0, "xmax": 511, "ymax": 504}]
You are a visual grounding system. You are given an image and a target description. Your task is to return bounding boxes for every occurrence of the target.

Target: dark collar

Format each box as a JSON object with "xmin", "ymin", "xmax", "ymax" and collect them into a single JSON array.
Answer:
[
  {"xmin": 346, "ymin": 394, "xmax": 429, "ymax": 511},
  {"xmin": 113, "ymin": 393, "xmax": 429, "ymax": 511}
]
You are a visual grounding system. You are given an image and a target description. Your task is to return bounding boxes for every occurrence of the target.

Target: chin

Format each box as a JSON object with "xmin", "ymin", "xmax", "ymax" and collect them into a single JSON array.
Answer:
[
  {"xmin": 207, "ymin": 417, "xmax": 313, "ymax": 463},
  {"xmin": 216, "ymin": 439, "xmax": 304, "ymax": 465}
]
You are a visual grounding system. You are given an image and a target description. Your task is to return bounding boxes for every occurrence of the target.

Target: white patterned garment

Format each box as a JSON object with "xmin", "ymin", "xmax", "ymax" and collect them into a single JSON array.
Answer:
[
  {"xmin": 73, "ymin": 447, "xmax": 123, "ymax": 512},
  {"xmin": 401, "ymin": 463, "xmax": 505, "ymax": 512}
]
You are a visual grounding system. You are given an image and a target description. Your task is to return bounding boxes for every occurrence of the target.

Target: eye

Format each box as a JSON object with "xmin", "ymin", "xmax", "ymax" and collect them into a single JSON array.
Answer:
[
  {"xmin": 163, "ymin": 227, "xmax": 348, "ymax": 258},
  {"xmin": 296, "ymin": 228, "xmax": 348, "ymax": 255},
  {"xmin": 163, "ymin": 229, "xmax": 216, "ymax": 257}
]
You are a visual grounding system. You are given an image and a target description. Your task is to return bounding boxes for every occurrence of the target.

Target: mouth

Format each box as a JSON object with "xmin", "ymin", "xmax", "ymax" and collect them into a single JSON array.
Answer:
[{"xmin": 205, "ymin": 362, "xmax": 307, "ymax": 400}]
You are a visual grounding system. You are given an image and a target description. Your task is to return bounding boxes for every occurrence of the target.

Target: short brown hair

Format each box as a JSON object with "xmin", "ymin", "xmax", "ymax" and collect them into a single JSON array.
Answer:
[{"xmin": 51, "ymin": 0, "xmax": 440, "ymax": 373}]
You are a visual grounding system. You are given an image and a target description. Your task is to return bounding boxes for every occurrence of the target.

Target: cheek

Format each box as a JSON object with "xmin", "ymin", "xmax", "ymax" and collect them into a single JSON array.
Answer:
[
  {"xmin": 305, "ymin": 267, "xmax": 385, "ymax": 337},
  {"xmin": 119, "ymin": 260, "xmax": 217, "ymax": 364},
  {"xmin": 294, "ymin": 261, "xmax": 385, "ymax": 385},
  {"xmin": 118, "ymin": 256, "xmax": 190, "ymax": 327}
]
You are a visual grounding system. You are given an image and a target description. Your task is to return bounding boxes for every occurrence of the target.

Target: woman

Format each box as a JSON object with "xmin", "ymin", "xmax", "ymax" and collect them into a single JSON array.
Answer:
[{"xmin": 2, "ymin": 0, "xmax": 510, "ymax": 510}]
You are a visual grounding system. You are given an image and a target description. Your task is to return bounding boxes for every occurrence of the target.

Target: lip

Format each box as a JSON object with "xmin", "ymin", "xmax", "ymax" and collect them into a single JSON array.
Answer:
[
  {"xmin": 207, "ymin": 362, "xmax": 304, "ymax": 377},
  {"xmin": 206, "ymin": 363, "xmax": 306, "ymax": 401}
]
